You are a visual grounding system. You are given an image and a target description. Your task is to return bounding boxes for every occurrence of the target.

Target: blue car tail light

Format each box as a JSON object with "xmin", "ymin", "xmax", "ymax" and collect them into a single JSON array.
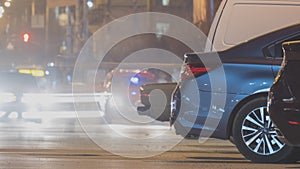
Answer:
[{"xmin": 130, "ymin": 76, "xmax": 140, "ymax": 85}]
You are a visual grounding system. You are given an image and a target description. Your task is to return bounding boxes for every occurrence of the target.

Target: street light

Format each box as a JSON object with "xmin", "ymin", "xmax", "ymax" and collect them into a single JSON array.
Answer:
[
  {"xmin": 0, "ymin": 6, "xmax": 4, "ymax": 18},
  {"xmin": 162, "ymin": 0, "xmax": 170, "ymax": 6},
  {"xmin": 0, "ymin": 6, "xmax": 4, "ymax": 14},
  {"xmin": 87, "ymin": 0, "xmax": 94, "ymax": 9},
  {"xmin": 4, "ymin": 1, "xmax": 11, "ymax": 8}
]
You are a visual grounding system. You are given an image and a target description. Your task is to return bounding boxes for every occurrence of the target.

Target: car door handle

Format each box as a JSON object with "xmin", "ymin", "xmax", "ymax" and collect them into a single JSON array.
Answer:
[{"xmin": 282, "ymin": 97, "xmax": 295, "ymax": 103}]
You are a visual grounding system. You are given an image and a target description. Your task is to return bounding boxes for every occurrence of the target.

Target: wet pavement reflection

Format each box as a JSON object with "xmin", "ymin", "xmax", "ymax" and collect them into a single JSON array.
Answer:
[{"xmin": 0, "ymin": 110, "xmax": 299, "ymax": 169}]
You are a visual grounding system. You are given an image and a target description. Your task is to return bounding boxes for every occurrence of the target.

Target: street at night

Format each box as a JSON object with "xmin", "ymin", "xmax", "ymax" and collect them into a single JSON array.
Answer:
[
  {"xmin": 0, "ymin": 113, "xmax": 299, "ymax": 169},
  {"xmin": 0, "ymin": 0, "xmax": 300, "ymax": 168}
]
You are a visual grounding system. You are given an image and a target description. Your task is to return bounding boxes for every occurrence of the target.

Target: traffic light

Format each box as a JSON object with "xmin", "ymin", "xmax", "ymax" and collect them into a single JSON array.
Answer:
[{"xmin": 22, "ymin": 32, "xmax": 31, "ymax": 43}]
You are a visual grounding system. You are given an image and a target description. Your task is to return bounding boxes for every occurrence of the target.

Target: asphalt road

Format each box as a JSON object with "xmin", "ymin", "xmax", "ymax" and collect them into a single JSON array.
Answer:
[{"xmin": 0, "ymin": 111, "xmax": 299, "ymax": 169}]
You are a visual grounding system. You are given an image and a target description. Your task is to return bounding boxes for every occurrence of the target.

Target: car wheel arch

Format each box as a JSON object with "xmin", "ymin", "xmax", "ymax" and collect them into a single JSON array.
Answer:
[{"xmin": 226, "ymin": 92, "xmax": 268, "ymax": 140}]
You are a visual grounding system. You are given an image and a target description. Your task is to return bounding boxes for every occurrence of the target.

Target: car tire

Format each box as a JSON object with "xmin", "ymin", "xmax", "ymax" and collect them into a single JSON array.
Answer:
[{"xmin": 232, "ymin": 96, "xmax": 299, "ymax": 163}]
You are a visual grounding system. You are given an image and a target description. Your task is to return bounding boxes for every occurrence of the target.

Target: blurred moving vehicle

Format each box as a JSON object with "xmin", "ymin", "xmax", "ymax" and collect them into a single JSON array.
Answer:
[
  {"xmin": 104, "ymin": 68, "xmax": 156, "ymax": 106},
  {"xmin": 103, "ymin": 68, "xmax": 172, "ymax": 123},
  {"xmin": 137, "ymin": 82, "xmax": 177, "ymax": 122},
  {"xmin": 0, "ymin": 72, "xmax": 39, "ymax": 119},
  {"xmin": 170, "ymin": 24, "xmax": 300, "ymax": 163},
  {"xmin": 268, "ymin": 40, "xmax": 300, "ymax": 147},
  {"xmin": 17, "ymin": 67, "xmax": 47, "ymax": 88}
]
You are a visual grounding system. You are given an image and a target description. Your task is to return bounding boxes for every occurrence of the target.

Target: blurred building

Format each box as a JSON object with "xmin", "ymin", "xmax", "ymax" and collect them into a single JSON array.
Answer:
[
  {"xmin": 0, "ymin": 0, "xmax": 221, "ymax": 85},
  {"xmin": 0, "ymin": 0, "xmax": 46, "ymax": 68},
  {"xmin": 0, "ymin": 0, "xmax": 221, "ymax": 63}
]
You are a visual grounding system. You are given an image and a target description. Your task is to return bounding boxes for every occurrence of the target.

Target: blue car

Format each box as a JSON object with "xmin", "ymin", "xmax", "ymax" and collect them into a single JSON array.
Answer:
[{"xmin": 170, "ymin": 24, "xmax": 300, "ymax": 163}]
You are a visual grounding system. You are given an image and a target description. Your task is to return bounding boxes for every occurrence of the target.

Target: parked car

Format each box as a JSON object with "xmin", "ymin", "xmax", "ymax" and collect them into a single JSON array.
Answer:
[
  {"xmin": 136, "ymin": 0, "xmax": 300, "ymax": 124},
  {"xmin": 268, "ymin": 40, "xmax": 300, "ymax": 147},
  {"xmin": 170, "ymin": 24, "xmax": 300, "ymax": 163}
]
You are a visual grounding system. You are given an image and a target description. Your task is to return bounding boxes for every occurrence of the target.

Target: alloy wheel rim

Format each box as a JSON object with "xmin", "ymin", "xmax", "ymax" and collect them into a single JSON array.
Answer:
[{"xmin": 241, "ymin": 106, "xmax": 285, "ymax": 155}]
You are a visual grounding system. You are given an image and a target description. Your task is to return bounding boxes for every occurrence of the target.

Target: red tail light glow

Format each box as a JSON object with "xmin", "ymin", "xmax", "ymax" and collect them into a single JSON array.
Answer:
[
  {"xmin": 142, "ymin": 93, "xmax": 149, "ymax": 97},
  {"xmin": 190, "ymin": 67, "xmax": 211, "ymax": 75},
  {"xmin": 181, "ymin": 64, "xmax": 210, "ymax": 80},
  {"xmin": 288, "ymin": 121, "xmax": 300, "ymax": 125}
]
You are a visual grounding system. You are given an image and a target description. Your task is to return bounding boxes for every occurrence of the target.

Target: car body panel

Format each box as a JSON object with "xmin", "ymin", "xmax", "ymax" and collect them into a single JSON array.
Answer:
[
  {"xmin": 194, "ymin": 63, "xmax": 274, "ymax": 94},
  {"xmin": 137, "ymin": 82, "xmax": 177, "ymax": 122},
  {"xmin": 172, "ymin": 24, "xmax": 300, "ymax": 140},
  {"xmin": 268, "ymin": 40, "xmax": 300, "ymax": 146},
  {"xmin": 206, "ymin": 0, "xmax": 300, "ymax": 52}
]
